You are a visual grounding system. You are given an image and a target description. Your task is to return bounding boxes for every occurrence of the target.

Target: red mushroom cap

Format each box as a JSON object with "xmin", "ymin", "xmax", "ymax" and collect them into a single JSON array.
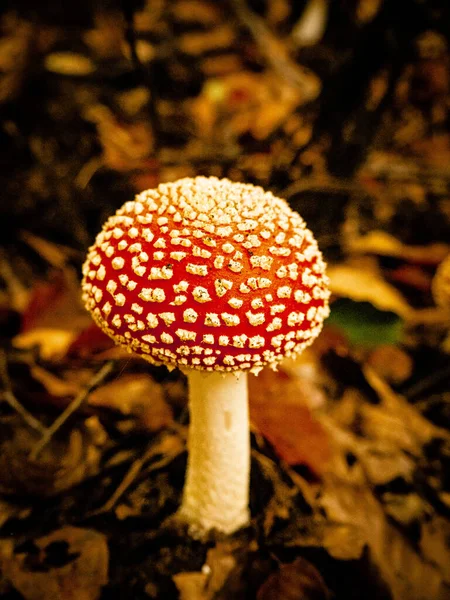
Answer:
[{"xmin": 82, "ymin": 177, "xmax": 330, "ymax": 373}]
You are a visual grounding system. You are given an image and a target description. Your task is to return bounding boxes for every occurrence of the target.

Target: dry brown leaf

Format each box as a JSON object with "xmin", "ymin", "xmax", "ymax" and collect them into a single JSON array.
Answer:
[
  {"xmin": 173, "ymin": 542, "xmax": 239, "ymax": 600},
  {"xmin": 83, "ymin": 12, "xmax": 127, "ymax": 60},
  {"xmin": 44, "ymin": 52, "xmax": 95, "ymax": 75},
  {"xmin": 178, "ymin": 24, "xmax": 235, "ymax": 55},
  {"xmin": 85, "ymin": 105, "xmax": 154, "ymax": 172},
  {"xmin": 20, "ymin": 271, "xmax": 87, "ymax": 333},
  {"xmin": 321, "ymin": 367, "xmax": 449, "ymax": 487},
  {"xmin": 202, "ymin": 543, "xmax": 238, "ymax": 597},
  {"xmin": 318, "ymin": 480, "xmax": 447, "ymax": 600},
  {"xmin": 252, "ymin": 450, "xmax": 299, "ymax": 536},
  {"xmin": 313, "ymin": 364, "xmax": 450, "ymax": 598},
  {"xmin": 249, "ymin": 367, "xmax": 330, "ymax": 475},
  {"xmin": 388, "ymin": 264, "xmax": 433, "ymax": 292},
  {"xmin": 189, "ymin": 70, "xmax": 308, "ymax": 141},
  {"xmin": 366, "ymin": 345, "xmax": 413, "ymax": 385},
  {"xmin": 0, "ymin": 498, "xmax": 31, "ymax": 529},
  {"xmin": 327, "ymin": 263, "xmax": 412, "ymax": 319},
  {"xmin": 363, "ymin": 366, "xmax": 450, "ymax": 447},
  {"xmin": 89, "ymin": 373, "xmax": 173, "ymax": 432},
  {"xmin": 20, "ymin": 232, "xmax": 77, "ymax": 269},
  {"xmin": 13, "ymin": 270, "xmax": 94, "ymax": 359},
  {"xmin": 67, "ymin": 322, "xmax": 115, "ymax": 358},
  {"xmin": 346, "ymin": 230, "xmax": 449, "ymax": 265},
  {"xmin": 0, "ymin": 526, "xmax": 108, "ymax": 600},
  {"xmin": 257, "ymin": 557, "xmax": 330, "ymax": 600},
  {"xmin": 13, "ymin": 327, "xmax": 76, "ymax": 361},
  {"xmin": 320, "ymin": 408, "xmax": 416, "ymax": 488},
  {"xmin": 0, "ymin": 15, "xmax": 35, "ymax": 104},
  {"xmin": 320, "ymin": 523, "xmax": 366, "ymax": 560},
  {"xmin": 100, "ymin": 432, "xmax": 184, "ymax": 518},
  {"xmin": 173, "ymin": 572, "xmax": 208, "ymax": 600},
  {"xmin": 0, "ymin": 419, "xmax": 103, "ymax": 496},
  {"xmin": 382, "ymin": 492, "xmax": 429, "ymax": 525},
  {"xmin": 13, "ymin": 328, "xmax": 79, "ymax": 362},
  {"xmin": 420, "ymin": 516, "xmax": 450, "ymax": 584},
  {"xmin": 411, "ymin": 134, "xmax": 450, "ymax": 168},
  {"xmin": 30, "ymin": 365, "xmax": 80, "ymax": 398}
]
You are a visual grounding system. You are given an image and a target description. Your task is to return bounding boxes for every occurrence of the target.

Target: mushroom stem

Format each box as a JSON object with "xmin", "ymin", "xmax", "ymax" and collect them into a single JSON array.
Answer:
[{"xmin": 178, "ymin": 370, "xmax": 250, "ymax": 536}]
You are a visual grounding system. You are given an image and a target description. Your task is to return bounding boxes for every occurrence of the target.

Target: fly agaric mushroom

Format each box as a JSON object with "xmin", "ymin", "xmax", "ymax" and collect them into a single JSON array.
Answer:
[{"xmin": 81, "ymin": 176, "xmax": 330, "ymax": 536}]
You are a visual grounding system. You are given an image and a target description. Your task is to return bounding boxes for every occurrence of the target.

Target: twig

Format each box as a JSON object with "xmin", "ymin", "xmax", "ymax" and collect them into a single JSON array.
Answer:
[
  {"xmin": 122, "ymin": 0, "xmax": 161, "ymax": 153},
  {"xmin": 88, "ymin": 428, "xmax": 185, "ymax": 516},
  {"xmin": 283, "ymin": 176, "xmax": 364, "ymax": 200},
  {"xmin": 229, "ymin": 0, "xmax": 320, "ymax": 101},
  {"xmin": 75, "ymin": 156, "xmax": 104, "ymax": 190},
  {"xmin": 0, "ymin": 249, "xmax": 29, "ymax": 312},
  {"xmin": 30, "ymin": 361, "xmax": 115, "ymax": 459},
  {"xmin": 362, "ymin": 159, "xmax": 450, "ymax": 184},
  {"xmin": 0, "ymin": 349, "xmax": 46, "ymax": 434},
  {"xmin": 403, "ymin": 366, "xmax": 450, "ymax": 401}
]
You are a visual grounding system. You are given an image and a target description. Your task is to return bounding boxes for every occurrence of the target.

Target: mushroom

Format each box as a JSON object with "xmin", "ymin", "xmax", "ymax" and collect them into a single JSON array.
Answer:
[{"xmin": 81, "ymin": 176, "xmax": 330, "ymax": 537}]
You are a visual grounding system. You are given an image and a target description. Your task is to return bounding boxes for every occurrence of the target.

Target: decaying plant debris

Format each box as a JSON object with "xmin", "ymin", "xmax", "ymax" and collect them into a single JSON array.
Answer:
[{"xmin": 1, "ymin": 1, "xmax": 450, "ymax": 598}]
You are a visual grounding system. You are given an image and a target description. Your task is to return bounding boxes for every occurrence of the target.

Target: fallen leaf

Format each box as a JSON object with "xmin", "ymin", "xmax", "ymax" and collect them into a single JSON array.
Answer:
[
  {"xmin": 0, "ymin": 251, "xmax": 29, "ymax": 312},
  {"xmin": 252, "ymin": 450, "xmax": 299, "ymax": 536},
  {"xmin": 326, "ymin": 299, "xmax": 404, "ymax": 348},
  {"xmin": 249, "ymin": 367, "xmax": 330, "ymax": 475},
  {"xmin": 13, "ymin": 328, "xmax": 78, "ymax": 361},
  {"xmin": 15, "ymin": 271, "xmax": 91, "ymax": 360},
  {"xmin": 363, "ymin": 366, "xmax": 450, "ymax": 448},
  {"xmin": 411, "ymin": 134, "xmax": 450, "ymax": 168},
  {"xmin": 0, "ymin": 498, "xmax": 31, "ymax": 529},
  {"xmin": 381, "ymin": 492, "xmax": 429, "ymax": 526},
  {"xmin": 100, "ymin": 432, "xmax": 184, "ymax": 518},
  {"xmin": 173, "ymin": 542, "xmax": 243, "ymax": 600},
  {"xmin": 257, "ymin": 557, "xmax": 330, "ymax": 600},
  {"xmin": 45, "ymin": 52, "xmax": 95, "ymax": 75},
  {"xmin": 420, "ymin": 516, "xmax": 450, "ymax": 584},
  {"xmin": 388, "ymin": 264, "xmax": 433, "ymax": 293},
  {"xmin": 202, "ymin": 543, "xmax": 238, "ymax": 598},
  {"xmin": 346, "ymin": 230, "xmax": 449, "ymax": 265},
  {"xmin": 173, "ymin": 572, "xmax": 208, "ymax": 600},
  {"xmin": 189, "ymin": 69, "xmax": 313, "ymax": 142},
  {"xmin": 366, "ymin": 345, "xmax": 413, "ymax": 385},
  {"xmin": 20, "ymin": 231, "xmax": 77, "ymax": 269},
  {"xmin": 20, "ymin": 270, "xmax": 87, "ymax": 333},
  {"xmin": 0, "ymin": 418, "xmax": 103, "ymax": 496},
  {"xmin": 30, "ymin": 365, "xmax": 80, "ymax": 398},
  {"xmin": 320, "ymin": 523, "xmax": 366, "ymax": 560},
  {"xmin": 67, "ymin": 322, "xmax": 115, "ymax": 358},
  {"xmin": 1, "ymin": 526, "xmax": 108, "ymax": 600},
  {"xmin": 89, "ymin": 373, "xmax": 173, "ymax": 432},
  {"xmin": 318, "ymin": 480, "xmax": 447, "ymax": 600},
  {"xmin": 328, "ymin": 264, "xmax": 412, "ymax": 319}
]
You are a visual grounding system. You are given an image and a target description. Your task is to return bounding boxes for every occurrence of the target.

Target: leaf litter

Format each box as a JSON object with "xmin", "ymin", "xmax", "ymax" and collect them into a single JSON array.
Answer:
[{"xmin": 1, "ymin": 2, "xmax": 450, "ymax": 599}]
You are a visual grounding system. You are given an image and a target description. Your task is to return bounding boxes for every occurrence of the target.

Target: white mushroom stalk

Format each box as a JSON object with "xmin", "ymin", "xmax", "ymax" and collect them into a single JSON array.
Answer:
[{"xmin": 179, "ymin": 370, "xmax": 249, "ymax": 536}]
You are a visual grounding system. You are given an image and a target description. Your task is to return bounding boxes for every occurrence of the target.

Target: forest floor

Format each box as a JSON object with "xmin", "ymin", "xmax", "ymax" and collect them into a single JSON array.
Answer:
[{"xmin": 1, "ymin": 2, "xmax": 450, "ymax": 599}]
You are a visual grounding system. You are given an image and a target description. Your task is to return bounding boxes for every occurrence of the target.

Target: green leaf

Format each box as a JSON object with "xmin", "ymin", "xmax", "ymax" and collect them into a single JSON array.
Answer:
[{"xmin": 327, "ymin": 299, "xmax": 404, "ymax": 348}]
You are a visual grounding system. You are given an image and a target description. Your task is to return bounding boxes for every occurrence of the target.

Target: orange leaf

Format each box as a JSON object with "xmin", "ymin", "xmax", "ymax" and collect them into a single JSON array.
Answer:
[
  {"xmin": 67, "ymin": 322, "xmax": 114, "ymax": 358},
  {"xmin": 257, "ymin": 557, "xmax": 330, "ymax": 600},
  {"xmin": 249, "ymin": 367, "xmax": 330, "ymax": 476},
  {"xmin": 21, "ymin": 273, "xmax": 66, "ymax": 332}
]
